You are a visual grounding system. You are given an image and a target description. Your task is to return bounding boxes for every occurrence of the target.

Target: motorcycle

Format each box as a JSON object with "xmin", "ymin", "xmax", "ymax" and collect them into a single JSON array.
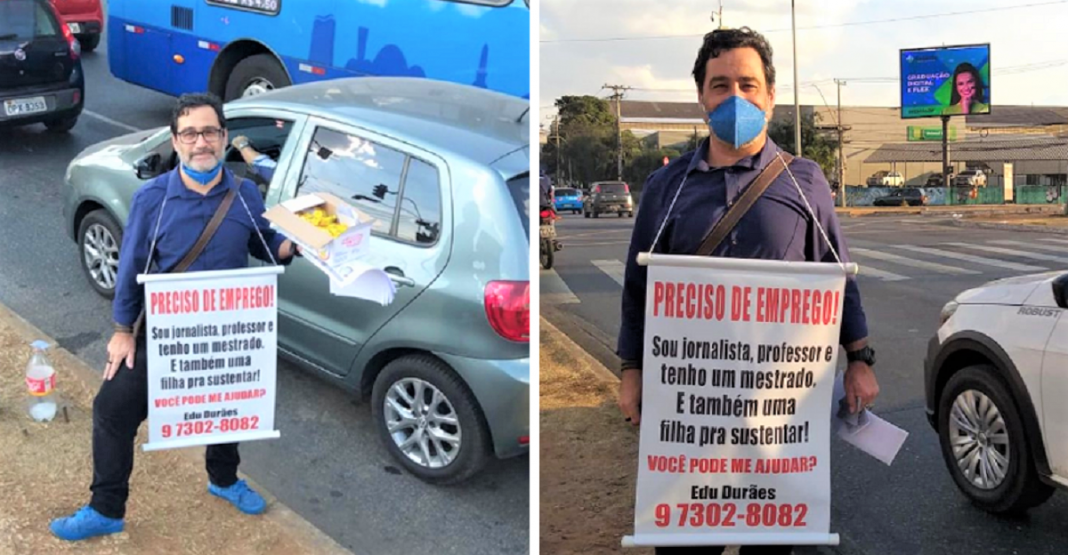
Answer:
[{"xmin": 539, "ymin": 208, "xmax": 561, "ymax": 269}]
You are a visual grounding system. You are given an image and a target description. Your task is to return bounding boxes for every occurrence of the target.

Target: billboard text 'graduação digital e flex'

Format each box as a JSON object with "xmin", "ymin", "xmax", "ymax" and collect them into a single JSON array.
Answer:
[{"xmin": 900, "ymin": 44, "xmax": 990, "ymax": 119}]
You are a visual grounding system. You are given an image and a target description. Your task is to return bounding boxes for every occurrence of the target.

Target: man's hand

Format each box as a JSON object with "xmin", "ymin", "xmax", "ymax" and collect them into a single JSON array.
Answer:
[
  {"xmin": 104, "ymin": 332, "xmax": 136, "ymax": 381},
  {"xmin": 844, "ymin": 361, "xmax": 879, "ymax": 413},
  {"xmin": 230, "ymin": 135, "xmax": 250, "ymax": 150},
  {"xmin": 619, "ymin": 369, "xmax": 643, "ymax": 426},
  {"xmin": 279, "ymin": 239, "xmax": 302, "ymax": 260}
]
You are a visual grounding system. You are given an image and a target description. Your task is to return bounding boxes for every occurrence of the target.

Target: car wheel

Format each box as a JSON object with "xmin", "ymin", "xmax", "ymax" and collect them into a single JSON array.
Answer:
[
  {"xmin": 44, "ymin": 116, "xmax": 78, "ymax": 133},
  {"xmin": 937, "ymin": 365, "xmax": 1054, "ymax": 514},
  {"xmin": 593, "ymin": 211, "xmax": 599, "ymax": 218},
  {"xmin": 78, "ymin": 210, "xmax": 123, "ymax": 299},
  {"xmin": 79, "ymin": 34, "xmax": 100, "ymax": 52},
  {"xmin": 224, "ymin": 54, "xmax": 292, "ymax": 102},
  {"xmin": 628, "ymin": 211, "xmax": 634, "ymax": 218},
  {"xmin": 584, "ymin": 210, "xmax": 590, "ymax": 218},
  {"xmin": 372, "ymin": 355, "xmax": 491, "ymax": 485}
]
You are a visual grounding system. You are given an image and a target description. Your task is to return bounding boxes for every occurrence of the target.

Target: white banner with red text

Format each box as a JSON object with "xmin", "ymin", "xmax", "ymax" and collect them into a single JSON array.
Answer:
[
  {"xmin": 623, "ymin": 254, "xmax": 856, "ymax": 547},
  {"xmin": 137, "ymin": 266, "xmax": 283, "ymax": 452}
]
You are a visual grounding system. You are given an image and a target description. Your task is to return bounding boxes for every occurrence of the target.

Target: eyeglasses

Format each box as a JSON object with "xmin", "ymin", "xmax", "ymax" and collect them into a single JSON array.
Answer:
[{"xmin": 176, "ymin": 127, "xmax": 224, "ymax": 144}]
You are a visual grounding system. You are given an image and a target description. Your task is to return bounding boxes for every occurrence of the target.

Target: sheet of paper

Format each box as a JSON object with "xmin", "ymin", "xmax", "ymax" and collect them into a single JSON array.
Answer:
[
  {"xmin": 830, "ymin": 372, "xmax": 909, "ymax": 465},
  {"xmin": 328, "ymin": 260, "xmax": 396, "ymax": 305}
]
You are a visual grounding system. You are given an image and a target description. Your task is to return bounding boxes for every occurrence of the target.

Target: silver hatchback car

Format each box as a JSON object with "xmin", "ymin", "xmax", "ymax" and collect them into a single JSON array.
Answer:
[{"xmin": 62, "ymin": 78, "xmax": 531, "ymax": 483}]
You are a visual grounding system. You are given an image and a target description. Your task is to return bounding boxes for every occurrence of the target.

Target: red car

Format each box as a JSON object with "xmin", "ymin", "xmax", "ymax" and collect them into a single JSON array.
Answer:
[{"xmin": 49, "ymin": 0, "xmax": 102, "ymax": 52}]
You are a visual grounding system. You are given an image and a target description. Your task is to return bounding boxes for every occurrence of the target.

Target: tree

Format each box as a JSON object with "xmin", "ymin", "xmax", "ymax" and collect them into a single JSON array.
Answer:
[
  {"xmin": 624, "ymin": 148, "xmax": 680, "ymax": 198},
  {"xmin": 541, "ymin": 95, "xmax": 632, "ymax": 187},
  {"xmin": 767, "ymin": 112, "xmax": 837, "ymax": 180}
]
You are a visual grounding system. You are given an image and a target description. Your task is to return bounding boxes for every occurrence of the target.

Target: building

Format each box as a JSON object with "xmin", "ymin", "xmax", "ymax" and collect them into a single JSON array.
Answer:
[{"xmin": 615, "ymin": 99, "xmax": 1068, "ymax": 188}]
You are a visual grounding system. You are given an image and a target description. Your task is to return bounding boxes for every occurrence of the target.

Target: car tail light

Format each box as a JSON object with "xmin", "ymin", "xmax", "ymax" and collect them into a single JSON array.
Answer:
[
  {"xmin": 623, "ymin": 183, "xmax": 630, "ymax": 193},
  {"xmin": 518, "ymin": 435, "xmax": 529, "ymax": 446},
  {"xmin": 484, "ymin": 281, "xmax": 529, "ymax": 342},
  {"xmin": 50, "ymin": 3, "xmax": 81, "ymax": 60}
]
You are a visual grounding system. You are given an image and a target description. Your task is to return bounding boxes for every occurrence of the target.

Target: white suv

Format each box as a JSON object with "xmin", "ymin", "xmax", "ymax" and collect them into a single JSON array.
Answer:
[{"xmin": 925, "ymin": 272, "xmax": 1068, "ymax": 514}]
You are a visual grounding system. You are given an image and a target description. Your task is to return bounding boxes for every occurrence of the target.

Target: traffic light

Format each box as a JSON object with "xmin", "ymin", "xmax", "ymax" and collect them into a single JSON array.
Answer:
[{"xmin": 373, "ymin": 184, "xmax": 388, "ymax": 199}]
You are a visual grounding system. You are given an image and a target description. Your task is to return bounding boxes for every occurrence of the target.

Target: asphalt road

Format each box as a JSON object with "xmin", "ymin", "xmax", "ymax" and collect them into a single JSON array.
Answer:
[
  {"xmin": 542, "ymin": 212, "xmax": 1068, "ymax": 555},
  {"xmin": 0, "ymin": 40, "xmax": 527, "ymax": 554}
]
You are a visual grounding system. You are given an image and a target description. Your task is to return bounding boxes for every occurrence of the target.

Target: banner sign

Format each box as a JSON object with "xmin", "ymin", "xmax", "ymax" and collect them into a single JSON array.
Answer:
[
  {"xmin": 907, "ymin": 126, "xmax": 957, "ymax": 142},
  {"xmin": 624, "ymin": 255, "xmax": 853, "ymax": 547},
  {"xmin": 137, "ymin": 266, "xmax": 284, "ymax": 452},
  {"xmin": 900, "ymin": 43, "xmax": 991, "ymax": 119}
]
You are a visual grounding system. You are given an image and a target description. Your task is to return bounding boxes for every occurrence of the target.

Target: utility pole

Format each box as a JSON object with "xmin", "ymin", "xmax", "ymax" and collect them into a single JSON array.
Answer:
[
  {"xmin": 603, "ymin": 84, "xmax": 631, "ymax": 181},
  {"xmin": 710, "ymin": 1, "xmax": 723, "ymax": 29},
  {"xmin": 791, "ymin": 0, "xmax": 801, "ymax": 157},
  {"xmin": 552, "ymin": 114, "xmax": 562, "ymax": 186},
  {"xmin": 835, "ymin": 79, "xmax": 850, "ymax": 208}
]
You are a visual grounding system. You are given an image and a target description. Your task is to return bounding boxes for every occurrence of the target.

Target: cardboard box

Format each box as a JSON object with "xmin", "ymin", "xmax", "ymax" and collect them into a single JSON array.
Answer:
[{"xmin": 263, "ymin": 192, "xmax": 375, "ymax": 270}]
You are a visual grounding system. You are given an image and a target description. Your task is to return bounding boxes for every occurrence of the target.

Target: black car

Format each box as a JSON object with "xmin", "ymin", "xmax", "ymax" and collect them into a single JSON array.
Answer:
[
  {"xmin": 0, "ymin": 0, "xmax": 84, "ymax": 132},
  {"xmin": 873, "ymin": 187, "xmax": 928, "ymax": 207}
]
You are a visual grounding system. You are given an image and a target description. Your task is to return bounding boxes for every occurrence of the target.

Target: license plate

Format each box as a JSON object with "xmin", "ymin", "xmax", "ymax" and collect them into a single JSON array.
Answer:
[
  {"xmin": 540, "ymin": 226, "xmax": 554, "ymax": 238},
  {"xmin": 68, "ymin": 23, "xmax": 82, "ymax": 33},
  {"xmin": 4, "ymin": 97, "xmax": 48, "ymax": 117}
]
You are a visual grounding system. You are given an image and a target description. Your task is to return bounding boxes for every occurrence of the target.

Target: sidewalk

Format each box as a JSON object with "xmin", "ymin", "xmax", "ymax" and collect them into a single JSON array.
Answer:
[
  {"xmin": 0, "ymin": 302, "xmax": 352, "ymax": 555},
  {"xmin": 539, "ymin": 317, "xmax": 650, "ymax": 555}
]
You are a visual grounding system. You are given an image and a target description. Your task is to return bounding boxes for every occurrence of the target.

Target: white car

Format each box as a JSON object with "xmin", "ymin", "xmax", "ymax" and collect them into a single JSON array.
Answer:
[
  {"xmin": 925, "ymin": 272, "xmax": 1068, "ymax": 513},
  {"xmin": 866, "ymin": 171, "xmax": 905, "ymax": 187}
]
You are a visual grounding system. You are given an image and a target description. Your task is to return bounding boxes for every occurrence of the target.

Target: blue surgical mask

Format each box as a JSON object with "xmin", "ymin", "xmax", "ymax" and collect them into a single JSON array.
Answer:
[
  {"xmin": 707, "ymin": 96, "xmax": 768, "ymax": 150},
  {"xmin": 181, "ymin": 161, "xmax": 222, "ymax": 185}
]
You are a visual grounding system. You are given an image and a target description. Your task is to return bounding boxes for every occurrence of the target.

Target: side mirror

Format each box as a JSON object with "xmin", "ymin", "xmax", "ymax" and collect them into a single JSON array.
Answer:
[
  {"xmin": 1054, "ymin": 274, "xmax": 1068, "ymax": 309},
  {"xmin": 135, "ymin": 153, "xmax": 162, "ymax": 180}
]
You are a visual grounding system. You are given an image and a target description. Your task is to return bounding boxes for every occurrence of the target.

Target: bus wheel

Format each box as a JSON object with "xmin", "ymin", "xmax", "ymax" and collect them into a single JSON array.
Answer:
[{"xmin": 225, "ymin": 54, "xmax": 291, "ymax": 102}]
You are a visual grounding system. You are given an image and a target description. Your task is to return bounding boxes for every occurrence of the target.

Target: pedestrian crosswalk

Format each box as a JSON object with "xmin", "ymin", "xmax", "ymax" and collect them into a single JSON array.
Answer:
[{"xmin": 541, "ymin": 239, "xmax": 1068, "ymax": 305}]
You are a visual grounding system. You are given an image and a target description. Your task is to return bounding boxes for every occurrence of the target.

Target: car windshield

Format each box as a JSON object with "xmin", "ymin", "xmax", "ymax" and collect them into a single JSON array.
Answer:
[
  {"xmin": 0, "ymin": 0, "xmax": 59, "ymax": 42},
  {"xmin": 507, "ymin": 174, "xmax": 530, "ymax": 239},
  {"xmin": 555, "ymin": 188, "xmax": 578, "ymax": 197},
  {"xmin": 598, "ymin": 183, "xmax": 627, "ymax": 194}
]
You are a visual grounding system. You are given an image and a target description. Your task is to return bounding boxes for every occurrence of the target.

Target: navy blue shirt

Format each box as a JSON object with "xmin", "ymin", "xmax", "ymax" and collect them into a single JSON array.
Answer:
[
  {"xmin": 618, "ymin": 137, "xmax": 868, "ymax": 367},
  {"xmin": 113, "ymin": 168, "xmax": 290, "ymax": 327}
]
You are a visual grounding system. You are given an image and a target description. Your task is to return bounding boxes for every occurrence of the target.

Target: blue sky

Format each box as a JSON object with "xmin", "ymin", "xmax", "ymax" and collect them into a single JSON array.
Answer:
[{"xmin": 539, "ymin": 0, "xmax": 1068, "ymax": 127}]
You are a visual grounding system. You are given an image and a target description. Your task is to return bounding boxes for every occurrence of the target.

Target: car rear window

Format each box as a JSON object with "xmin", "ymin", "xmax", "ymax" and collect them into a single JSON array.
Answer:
[
  {"xmin": 507, "ymin": 174, "xmax": 530, "ymax": 239},
  {"xmin": 0, "ymin": 0, "xmax": 60, "ymax": 42},
  {"xmin": 555, "ymin": 188, "xmax": 578, "ymax": 197},
  {"xmin": 598, "ymin": 183, "xmax": 628, "ymax": 194}
]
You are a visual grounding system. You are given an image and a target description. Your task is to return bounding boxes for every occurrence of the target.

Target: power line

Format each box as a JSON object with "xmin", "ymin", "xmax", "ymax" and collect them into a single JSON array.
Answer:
[{"xmin": 541, "ymin": 0, "xmax": 1068, "ymax": 43}]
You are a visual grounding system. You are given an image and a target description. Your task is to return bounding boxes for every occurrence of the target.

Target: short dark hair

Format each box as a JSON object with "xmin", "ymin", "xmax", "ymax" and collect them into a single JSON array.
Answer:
[
  {"xmin": 692, "ymin": 27, "xmax": 776, "ymax": 90},
  {"xmin": 170, "ymin": 93, "xmax": 226, "ymax": 135},
  {"xmin": 950, "ymin": 62, "xmax": 986, "ymax": 105}
]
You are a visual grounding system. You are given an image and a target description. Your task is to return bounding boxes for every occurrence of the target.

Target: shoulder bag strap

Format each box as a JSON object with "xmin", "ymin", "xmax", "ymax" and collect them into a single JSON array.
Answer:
[{"xmin": 694, "ymin": 152, "xmax": 794, "ymax": 257}]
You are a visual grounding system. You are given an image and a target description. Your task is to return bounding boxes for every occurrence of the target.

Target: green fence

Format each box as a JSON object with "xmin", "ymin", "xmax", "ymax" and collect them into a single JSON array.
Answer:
[
  {"xmin": 947, "ymin": 186, "xmax": 1004, "ymax": 205},
  {"xmin": 1014, "ymin": 185, "xmax": 1066, "ymax": 205}
]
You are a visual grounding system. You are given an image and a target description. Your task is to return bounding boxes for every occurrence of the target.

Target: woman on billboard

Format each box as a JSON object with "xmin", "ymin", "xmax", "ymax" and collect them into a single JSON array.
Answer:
[{"xmin": 942, "ymin": 62, "xmax": 989, "ymax": 115}]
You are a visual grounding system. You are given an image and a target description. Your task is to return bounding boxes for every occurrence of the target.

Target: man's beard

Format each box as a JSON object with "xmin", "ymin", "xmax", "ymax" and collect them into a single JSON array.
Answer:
[{"xmin": 182, "ymin": 149, "xmax": 220, "ymax": 172}]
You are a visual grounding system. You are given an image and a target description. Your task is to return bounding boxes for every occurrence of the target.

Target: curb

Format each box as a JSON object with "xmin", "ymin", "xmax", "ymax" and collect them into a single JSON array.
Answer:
[
  {"xmin": 0, "ymin": 301, "xmax": 353, "ymax": 555},
  {"xmin": 835, "ymin": 205, "xmax": 1064, "ymax": 218},
  {"xmin": 947, "ymin": 219, "xmax": 1068, "ymax": 235},
  {"xmin": 540, "ymin": 316, "xmax": 619, "ymax": 385}
]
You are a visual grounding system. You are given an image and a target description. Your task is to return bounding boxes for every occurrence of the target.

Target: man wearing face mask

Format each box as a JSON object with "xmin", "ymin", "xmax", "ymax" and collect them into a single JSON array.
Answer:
[
  {"xmin": 50, "ymin": 93, "xmax": 301, "ymax": 542},
  {"xmin": 616, "ymin": 27, "xmax": 879, "ymax": 555}
]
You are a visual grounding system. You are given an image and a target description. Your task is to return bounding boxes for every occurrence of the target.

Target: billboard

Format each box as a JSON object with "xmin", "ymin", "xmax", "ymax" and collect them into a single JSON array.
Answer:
[{"xmin": 900, "ymin": 44, "xmax": 990, "ymax": 119}]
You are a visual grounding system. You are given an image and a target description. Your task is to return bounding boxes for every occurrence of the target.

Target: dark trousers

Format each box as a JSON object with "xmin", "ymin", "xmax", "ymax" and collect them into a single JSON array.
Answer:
[
  {"xmin": 655, "ymin": 546, "xmax": 794, "ymax": 555},
  {"xmin": 89, "ymin": 334, "xmax": 240, "ymax": 519}
]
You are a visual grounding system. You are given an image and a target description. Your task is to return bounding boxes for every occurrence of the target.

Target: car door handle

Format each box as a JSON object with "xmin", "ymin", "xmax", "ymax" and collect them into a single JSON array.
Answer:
[{"xmin": 384, "ymin": 266, "xmax": 415, "ymax": 288}]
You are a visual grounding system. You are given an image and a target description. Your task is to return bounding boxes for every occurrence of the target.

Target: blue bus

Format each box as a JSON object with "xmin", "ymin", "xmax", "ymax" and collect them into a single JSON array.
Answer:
[{"xmin": 106, "ymin": 0, "xmax": 529, "ymax": 101}]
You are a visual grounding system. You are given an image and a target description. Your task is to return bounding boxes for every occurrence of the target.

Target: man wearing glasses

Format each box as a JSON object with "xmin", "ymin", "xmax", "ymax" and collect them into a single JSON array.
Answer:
[{"xmin": 50, "ymin": 93, "xmax": 301, "ymax": 541}]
